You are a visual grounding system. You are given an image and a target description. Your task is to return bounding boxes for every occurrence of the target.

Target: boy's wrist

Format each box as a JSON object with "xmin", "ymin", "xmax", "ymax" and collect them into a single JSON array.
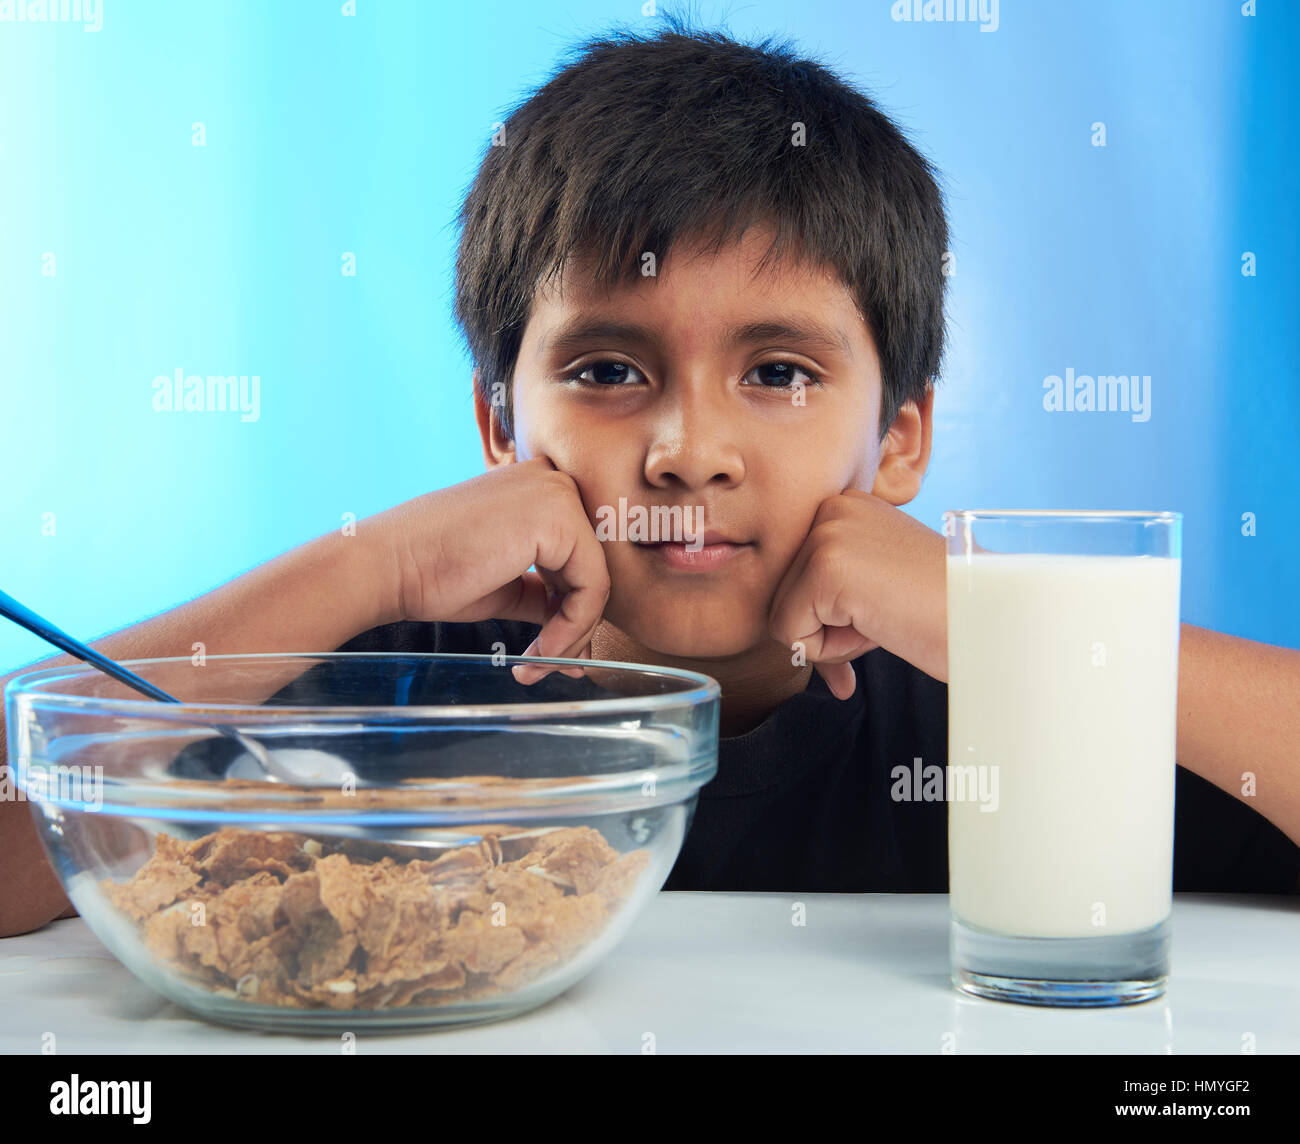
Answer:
[{"xmin": 313, "ymin": 523, "xmax": 405, "ymax": 636}]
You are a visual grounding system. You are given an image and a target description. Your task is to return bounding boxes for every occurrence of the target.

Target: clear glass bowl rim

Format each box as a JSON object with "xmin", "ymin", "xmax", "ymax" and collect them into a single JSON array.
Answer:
[{"xmin": 5, "ymin": 651, "xmax": 721, "ymax": 722}]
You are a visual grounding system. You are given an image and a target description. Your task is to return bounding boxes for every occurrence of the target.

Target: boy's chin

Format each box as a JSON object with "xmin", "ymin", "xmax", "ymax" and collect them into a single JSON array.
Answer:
[{"xmin": 605, "ymin": 601, "xmax": 772, "ymax": 662}]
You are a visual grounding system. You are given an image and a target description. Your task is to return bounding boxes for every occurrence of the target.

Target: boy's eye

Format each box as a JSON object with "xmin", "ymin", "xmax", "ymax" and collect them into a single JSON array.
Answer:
[
  {"xmin": 567, "ymin": 360, "xmax": 643, "ymax": 385},
  {"xmin": 742, "ymin": 361, "xmax": 822, "ymax": 389},
  {"xmin": 565, "ymin": 359, "xmax": 823, "ymax": 388}
]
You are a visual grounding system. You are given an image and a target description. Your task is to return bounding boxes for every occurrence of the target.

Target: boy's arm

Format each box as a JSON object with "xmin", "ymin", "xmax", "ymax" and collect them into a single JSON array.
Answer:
[
  {"xmin": 1176, "ymin": 623, "xmax": 1300, "ymax": 887},
  {"xmin": 0, "ymin": 459, "xmax": 609, "ymax": 938},
  {"xmin": 0, "ymin": 527, "xmax": 398, "ymax": 939},
  {"xmin": 768, "ymin": 492, "xmax": 1300, "ymax": 886}
]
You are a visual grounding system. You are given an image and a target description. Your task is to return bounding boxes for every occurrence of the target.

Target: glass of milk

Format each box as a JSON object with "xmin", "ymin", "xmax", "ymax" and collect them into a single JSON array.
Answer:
[{"xmin": 944, "ymin": 510, "xmax": 1182, "ymax": 1006}]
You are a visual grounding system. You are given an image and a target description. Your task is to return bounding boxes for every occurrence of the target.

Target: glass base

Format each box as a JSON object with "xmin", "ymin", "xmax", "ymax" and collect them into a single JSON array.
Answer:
[{"xmin": 950, "ymin": 914, "xmax": 1170, "ymax": 1008}]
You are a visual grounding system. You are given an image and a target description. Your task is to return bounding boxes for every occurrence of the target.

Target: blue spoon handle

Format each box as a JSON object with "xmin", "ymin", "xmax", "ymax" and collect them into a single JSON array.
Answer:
[
  {"xmin": 0, "ymin": 588, "xmax": 179, "ymax": 704},
  {"xmin": 0, "ymin": 588, "xmax": 484, "ymax": 841},
  {"xmin": 0, "ymin": 587, "xmax": 298, "ymax": 779}
]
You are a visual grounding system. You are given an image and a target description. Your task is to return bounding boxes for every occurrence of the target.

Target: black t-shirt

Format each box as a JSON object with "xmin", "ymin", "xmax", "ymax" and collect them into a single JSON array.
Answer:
[{"xmin": 324, "ymin": 619, "xmax": 1300, "ymax": 895}]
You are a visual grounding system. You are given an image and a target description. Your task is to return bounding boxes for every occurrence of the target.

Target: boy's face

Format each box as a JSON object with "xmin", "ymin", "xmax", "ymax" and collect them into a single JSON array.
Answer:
[{"xmin": 483, "ymin": 224, "xmax": 915, "ymax": 660}]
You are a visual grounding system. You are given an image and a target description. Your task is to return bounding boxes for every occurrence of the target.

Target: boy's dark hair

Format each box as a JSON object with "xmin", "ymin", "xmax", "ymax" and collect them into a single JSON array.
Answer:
[{"xmin": 453, "ymin": 12, "xmax": 949, "ymax": 444}]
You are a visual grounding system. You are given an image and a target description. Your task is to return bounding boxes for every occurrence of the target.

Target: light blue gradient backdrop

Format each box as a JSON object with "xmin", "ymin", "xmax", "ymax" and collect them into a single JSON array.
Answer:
[{"xmin": 2, "ymin": 0, "xmax": 1296, "ymax": 673}]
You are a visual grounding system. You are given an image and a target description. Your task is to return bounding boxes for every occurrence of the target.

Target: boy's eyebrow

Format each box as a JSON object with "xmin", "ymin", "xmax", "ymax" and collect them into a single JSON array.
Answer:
[{"xmin": 542, "ymin": 317, "xmax": 853, "ymax": 358}]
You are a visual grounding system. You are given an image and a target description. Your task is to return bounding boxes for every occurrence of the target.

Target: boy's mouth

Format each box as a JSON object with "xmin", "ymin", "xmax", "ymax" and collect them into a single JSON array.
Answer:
[{"xmin": 634, "ymin": 532, "xmax": 753, "ymax": 572}]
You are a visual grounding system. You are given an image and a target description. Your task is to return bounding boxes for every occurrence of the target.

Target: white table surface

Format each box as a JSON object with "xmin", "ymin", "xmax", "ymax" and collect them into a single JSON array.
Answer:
[{"xmin": 2, "ymin": 892, "xmax": 1296, "ymax": 1054}]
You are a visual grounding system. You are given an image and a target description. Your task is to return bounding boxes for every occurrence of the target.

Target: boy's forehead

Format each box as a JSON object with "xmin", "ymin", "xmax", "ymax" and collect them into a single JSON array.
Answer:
[
  {"xmin": 546, "ymin": 225, "xmax": 843, "ymax": 303},
  {"xmin": 528, "ymin": 230, "xmax": 873, "ymax": 358}
]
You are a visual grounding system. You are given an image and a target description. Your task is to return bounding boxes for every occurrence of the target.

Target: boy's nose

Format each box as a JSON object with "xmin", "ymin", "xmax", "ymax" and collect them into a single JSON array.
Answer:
[{"xmin": 642, "ymin": 392, "xmax": 745, "ymax": 490}]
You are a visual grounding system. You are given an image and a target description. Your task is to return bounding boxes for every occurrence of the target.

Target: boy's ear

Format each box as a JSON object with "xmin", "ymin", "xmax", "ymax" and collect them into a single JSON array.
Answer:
[
  {"xmin": 871, "ymin": 385, "xmax": 935, "ymax": 507},
  {"xmin": 472, "ymin": 371, "xmax": 517, "ymax": 468}
]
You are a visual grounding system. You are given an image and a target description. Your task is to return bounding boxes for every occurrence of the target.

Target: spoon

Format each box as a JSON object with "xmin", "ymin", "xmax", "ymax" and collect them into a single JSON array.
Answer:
[
  {"xmin": 0, "ymin": 587, "xmax": 311, "ymax": 782},
  {"xmin": 0, "ymin": 587, "xmax": 483, "ymax": 856}
]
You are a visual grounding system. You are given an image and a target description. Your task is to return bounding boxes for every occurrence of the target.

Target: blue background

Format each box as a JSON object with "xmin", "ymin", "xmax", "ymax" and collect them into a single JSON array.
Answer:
[{"xmin": 2, "ymin": 0, "xmax": 1297, "ymax": 674}]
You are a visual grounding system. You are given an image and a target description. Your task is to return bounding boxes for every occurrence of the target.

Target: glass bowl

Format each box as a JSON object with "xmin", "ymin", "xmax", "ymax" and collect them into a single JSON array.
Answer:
[{"xmin": 5, "ymin": 652, "xmax": 719, "ymax": 1033}]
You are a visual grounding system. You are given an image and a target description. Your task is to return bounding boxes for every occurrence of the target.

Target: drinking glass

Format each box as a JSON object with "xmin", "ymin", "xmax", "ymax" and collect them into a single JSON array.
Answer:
[{"xmin": 944, "ymin": 510, "xmax": 1182, "ymax": 1006}]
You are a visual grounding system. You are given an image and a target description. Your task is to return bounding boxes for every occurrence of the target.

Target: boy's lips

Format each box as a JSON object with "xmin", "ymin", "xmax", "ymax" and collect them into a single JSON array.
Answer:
[{"xmin": 633, "ymin": 532, "xmax": 753, "ymax": 572}]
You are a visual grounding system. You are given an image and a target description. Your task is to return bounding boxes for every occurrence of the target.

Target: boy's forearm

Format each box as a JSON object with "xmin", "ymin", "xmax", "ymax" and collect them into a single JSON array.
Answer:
[
  {"xmin": 67, "ymin": 527, "xmax": 388, "ymax": 669},
  {"xmin": 1176, "ymin": 623, "xmax": 1300, "ymax": 862},
  {"xmin": 3, "ymin": 525, "xmax": 398, "ymax": 707},
  {"xmin": 0, "ymin": 526, "xmax": 399, "ymax": 937}
]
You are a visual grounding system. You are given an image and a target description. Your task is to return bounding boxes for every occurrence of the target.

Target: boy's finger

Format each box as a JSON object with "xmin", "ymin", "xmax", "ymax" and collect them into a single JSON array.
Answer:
[
  {"xmin": 513, "ymin": 605, "xmax": 603, "ymax": 685},
  {"xmin": 531, "ymin": 523, "xmax": 610, "ymax": 658},
  {"xmin": 510, "ymin": 659, "xmax": 585, "ymax": 683},
  {"xmin": 781, "ymin": 621, "xmax": 876, "ymax": 671},
  {"xmin": 491, "ymin": 570, "xmax": 551, "ymax": 627},
  {"xmin": 765, "ymin": 532, "xmax": 816, "ymax": 635},
  {"xmin": 554, "ymin": 633, "xmax": 594, "ymax": 678},
  {"xmin": 815, "ymin": 661, "xmax": 857, "ymax": 700},
  {"xmin": 769, "ymin": 548, "xmax": 864, "ymax": 655},
  {"xmin": 511, "ymin": 622, "xmax": 593, "ymax": 683},
  {"xmin": 814, "ymin": 625, "xmax": 877, "ymax": 663},
  {"xmin": 770, "ymin": 588, "xmax": 834, "ymax": 660},
  {"xmin": 511, "ymin": 638, "xmax": 557, "ymax": 684}
]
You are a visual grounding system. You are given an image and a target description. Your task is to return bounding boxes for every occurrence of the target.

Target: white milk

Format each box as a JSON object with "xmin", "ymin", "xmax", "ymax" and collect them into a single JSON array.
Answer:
[{"xmin": 947, "ymin": 553, "xmax": 1181, "ymax": 938}]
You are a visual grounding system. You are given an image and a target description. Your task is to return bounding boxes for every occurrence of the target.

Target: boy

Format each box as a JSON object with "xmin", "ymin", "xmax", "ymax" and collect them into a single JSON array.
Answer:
[{"xmin": 3, "ymin": 18, "xmax": 1298, "ymax": 937}]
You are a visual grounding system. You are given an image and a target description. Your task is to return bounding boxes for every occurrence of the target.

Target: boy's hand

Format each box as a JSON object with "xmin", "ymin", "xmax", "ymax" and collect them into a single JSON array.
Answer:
[
  {"xmin": 768, "ymin": 489, "xmax": 948, "ymax": 697},
  {"xmin": 374, "ymin": 458, "xmax": 609, "ymax": 675}
]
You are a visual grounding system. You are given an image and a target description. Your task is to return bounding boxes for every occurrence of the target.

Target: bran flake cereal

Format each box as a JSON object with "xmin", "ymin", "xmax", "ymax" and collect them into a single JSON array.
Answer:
[{"xmin": 101, "ymin": 825, "xmax": 651, "ymax": 1011}]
